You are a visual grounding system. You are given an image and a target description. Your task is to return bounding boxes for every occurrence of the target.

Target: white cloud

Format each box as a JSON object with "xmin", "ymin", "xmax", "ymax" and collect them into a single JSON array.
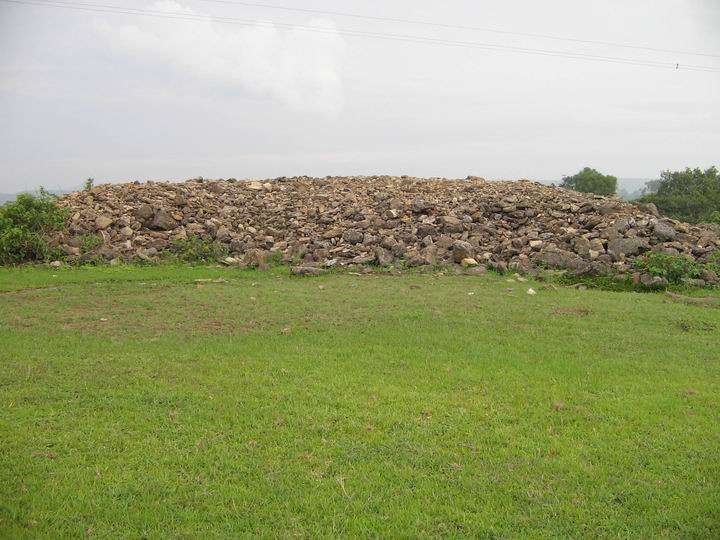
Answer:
[{"xmin": 92, "ymin": 1, "xmax": 346, "ymax": 114}]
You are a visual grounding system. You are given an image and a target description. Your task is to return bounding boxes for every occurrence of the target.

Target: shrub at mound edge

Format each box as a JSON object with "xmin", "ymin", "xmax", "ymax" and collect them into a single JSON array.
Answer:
[{"xmin": 0, "ymin": 190, "xmax": 67, "ymax": 265}]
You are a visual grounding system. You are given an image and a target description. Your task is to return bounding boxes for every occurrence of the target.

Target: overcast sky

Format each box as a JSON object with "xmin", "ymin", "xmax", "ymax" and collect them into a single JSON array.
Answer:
[{"xmin": 1, "ymin": 0, "xmax": 719, "ymax": 192}]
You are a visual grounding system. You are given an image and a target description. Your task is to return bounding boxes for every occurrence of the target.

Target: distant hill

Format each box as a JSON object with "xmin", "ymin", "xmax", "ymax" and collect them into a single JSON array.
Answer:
[
  {"xmin": 0, "ymin": 190, "xmax": 74, "ymax": 204},
  {"xmin": 617, "ymin": 178, "xmax": 656, "ymax": 201},
  {"xmin": 619, "ymin": 178, "xmax": 655, "ymax": 191},
  {"xmin": 541, "ymin": 177, "xmax": 657, "ymax": 201}
]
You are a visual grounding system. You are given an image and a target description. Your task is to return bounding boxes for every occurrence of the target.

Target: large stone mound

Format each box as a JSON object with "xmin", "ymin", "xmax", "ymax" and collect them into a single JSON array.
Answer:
[{"xmin": 54, "ymin": 176, "xmax": 719, "ymax": 278}]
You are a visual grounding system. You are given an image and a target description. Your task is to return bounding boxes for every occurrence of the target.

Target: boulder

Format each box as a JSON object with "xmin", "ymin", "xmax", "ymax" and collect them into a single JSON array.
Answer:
[
  {"xmin": 637, "ymin": 202, "xmax": 660, "ymax": 217},
  {"xmin": 135, "ymin": 204, "xmax": 154, "ymax": 222},
  {"xmin": 291, "ymin": 266, "xmax": 323, "ymax": 276},
  {"xmin": 440, "ymin": 216, "xmax": 464, "ymax": 233},
  {"xmin": 322, "ymin": 228, "xmax": 343, "ymax": 239},
  {"xmin": 416, "ymin": 224, "xmax": 438, "ymax": 238},
  {"xmin": 95, "ymin": 215, "xmax": 113, "ymax": 230},
  {"xmin": 405, "ymin": 254, "xmax": 430, "ymax": 267},
  {"xmin": 537, "ymin": 249, "xmax": 584, "ymax": 271},
  {"xmin": 342, "ymin": 230, "xmax": 364, "ymax": 244},
  {"xmin": 700, "ymin": 269, "xmax": 718, "ymax": 284},
  {"xmin": 411, "ymin": 199, "xmax": 431, "ymax": 213},
  {"xmin": 374, "ymin": 247, "xmax": 394, "ymax": 266},
  {"xmin": 452, "ymin": 240, "xmax": 473, "ymax": 263},
  {"xmin": 652, "ymin": 221, "xmax": 677, "ymax": 242},
  {"xmin": 149, "ymin": 209, "xmax": 178, "ymax": 231},
  {"xmin": 607, "ymin": 237, "xmax": 649, "ymax": 258}
]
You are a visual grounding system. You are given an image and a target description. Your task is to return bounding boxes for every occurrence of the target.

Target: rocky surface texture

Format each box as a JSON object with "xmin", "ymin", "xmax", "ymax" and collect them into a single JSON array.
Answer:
[{"xmin": 54, "ymin": 176, "xmax": 719, "ymax": 282}]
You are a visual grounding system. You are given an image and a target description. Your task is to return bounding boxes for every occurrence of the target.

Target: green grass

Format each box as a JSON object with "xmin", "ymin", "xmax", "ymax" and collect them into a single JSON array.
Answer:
[{"xmin": 1, "ymin": 265, "xmax": 719, "ymax": 539}]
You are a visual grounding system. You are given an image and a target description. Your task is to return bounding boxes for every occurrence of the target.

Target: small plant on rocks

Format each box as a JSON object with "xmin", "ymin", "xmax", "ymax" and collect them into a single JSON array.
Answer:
[
  {"xmin": 265, "ymin": 251, "xmax": 285, "ymax": 267},
  {"xmin": 170, "ymin": 236, "xmax": 229, "ymax": 263},
  {"xmin": 634, "ymin": 253, "xmax": 701, "ymax": 284},
  {"xmin": 704, "ymin": 252, "xmax": 720, "ymax": 275},
  {"xmin": 80, "ymin": 233, "xmax": 102, "ymax": 253}
]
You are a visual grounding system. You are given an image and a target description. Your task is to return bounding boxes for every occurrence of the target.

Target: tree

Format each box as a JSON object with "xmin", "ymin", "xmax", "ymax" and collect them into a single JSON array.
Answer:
[
  {"xmin": 639, "ymin": 167, "xmax": 719, "ymax": 223},
  {"xmin": 561, "ymin": 167, "xmax": 618, "ymax": 196}
]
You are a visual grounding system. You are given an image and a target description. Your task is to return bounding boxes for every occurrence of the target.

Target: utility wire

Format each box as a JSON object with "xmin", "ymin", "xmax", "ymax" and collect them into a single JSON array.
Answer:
[
  {"xmin": 3, "ymin": 0, "xmax": 720, "ymax": 73},
  {"xmin": 197, "ymin": 0, "xmax": 720, "ymax": 60}
]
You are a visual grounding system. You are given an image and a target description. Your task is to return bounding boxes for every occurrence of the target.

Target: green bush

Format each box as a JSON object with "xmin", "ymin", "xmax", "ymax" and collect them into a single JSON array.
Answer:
[
  {"xmin": 638, "ymin": 167, "xmax": 719, "ymax": 223},
  {"xmin": 80, "ymin": 233, "xmax": 103, "ymax": 253},
  {"xmin": 0, "ymin": 190, "xmax": 68, "ymax": 264},
  {"xmin": 561, "ymin": 167, "xmax": 618, "ymax": 196},
  {"xmin": 170, "ymin": 236, "xmax": 228, "ymax": 263},
  {"xmin": 634, "ymin": 252, "xmax": 701, "ymax": 284}
]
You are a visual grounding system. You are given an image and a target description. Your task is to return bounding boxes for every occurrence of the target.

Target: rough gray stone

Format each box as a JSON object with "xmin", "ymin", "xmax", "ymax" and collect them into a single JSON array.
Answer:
[
  {"xmin": 135, "ymin": 204, "xmax": 154, "ymax": 222},
  {"xmin": 700, "ymin": 269, "xmax": 718, "ymax": 283},
  {"xmin": 652, "ymin": 221, "xmax": 677, "ymax": 242},
  {"xmin": 374, "ymin": 247, "xmax": 394, "ymax": 266},
  {"xmin": 342, "ymin": 230, "xmax": 364, "ymax": 244},
  {"xmin": 607, "ymin": 237, "xmax": 649, "ymax": 257},
  {"xmin": 149, "ymin": 209, "xmax": 178, "ymax": 231},
  {"xmin": 537, "ymin": 249, "xmax": 580, "ymax": 269},
  {"xmin": 291, "ymin": 266, "xmax": 323, "ymax": 276},
  {"xmin": 416, "ymin": 224, "xmax": 438, "ymax": 238},
  {"xmin": 452, "ymin": 240, "xmax": 473, "ymax": 263}
]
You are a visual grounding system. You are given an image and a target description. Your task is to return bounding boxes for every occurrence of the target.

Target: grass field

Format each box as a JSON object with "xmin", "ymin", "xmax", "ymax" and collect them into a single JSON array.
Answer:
[{"xmin": 1, "ymin": 265, "xmax": 719, "ymax": 539}]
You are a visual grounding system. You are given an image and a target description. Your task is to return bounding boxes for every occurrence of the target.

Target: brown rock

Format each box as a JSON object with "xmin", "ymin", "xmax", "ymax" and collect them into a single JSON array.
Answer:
[
  {"xmin": 375, "ymin": 247, "xmax": 394, "ymax": 266},
  {"xmin": 440, "ymin": 215, "xmax": 463, "ymax": 233},
  {"xmin": 466, "ymin": 264, "xmax": 487, "ymax": 275},
  {"xmin": 149, "ymin": 209, "xmax": 178, "ymax": 231},
  {"xmin": 243, "ymin": 249, "xmax": 268, "ymax": 268},
  {"xmin": 322, "ymin": 228, "xmax": 343, "ymax": 239},
  {"xmin": 700, "ymin": 269, "xmax": 718, "ymax": 283},
  {"xmin": 95, "ymin": 215, "xmax": 113, "ymax": 230}
]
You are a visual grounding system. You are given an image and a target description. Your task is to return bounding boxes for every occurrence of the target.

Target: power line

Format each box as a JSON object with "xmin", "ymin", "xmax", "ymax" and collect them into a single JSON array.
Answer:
[
  {"xmin": 3, "ymin": 0, "xmax": 720, "ymax": 73},
  {"xmin": 197, "ymin": 0, "xmax": 720, "ymax": 60}
]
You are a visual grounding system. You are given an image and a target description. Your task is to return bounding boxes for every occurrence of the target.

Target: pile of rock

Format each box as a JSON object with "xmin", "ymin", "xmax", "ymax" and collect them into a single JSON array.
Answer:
[{"xmin": 53, "ymin": 175, "xmax": 719, "ymax": 282}]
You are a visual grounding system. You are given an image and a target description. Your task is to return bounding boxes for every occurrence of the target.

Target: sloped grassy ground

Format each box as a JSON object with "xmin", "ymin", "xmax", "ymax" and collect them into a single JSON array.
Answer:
[{"xmin": 0, "ymin": 265, "xmax": 718, "ymax": 539}]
